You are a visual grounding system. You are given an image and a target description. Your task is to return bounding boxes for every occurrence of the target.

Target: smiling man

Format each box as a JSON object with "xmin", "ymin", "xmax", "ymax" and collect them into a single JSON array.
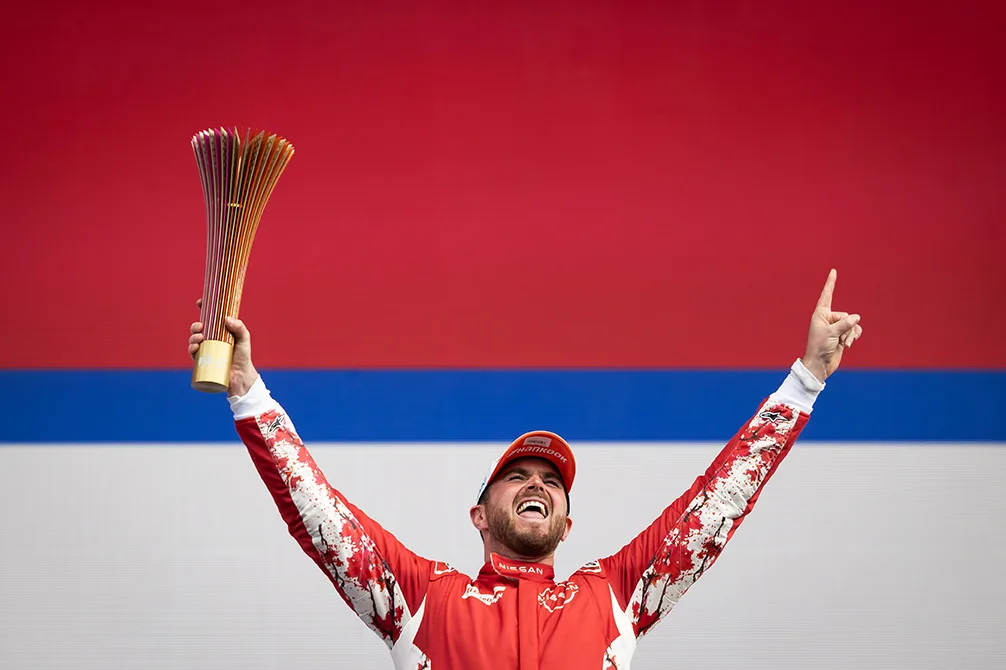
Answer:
[
  {"xmin": 472, "ymin": 433, "xmax": 575, "ymax": 562},
  {"xmin": 188, "ymin": 269, "xmax": 862, "ymax": 669}
]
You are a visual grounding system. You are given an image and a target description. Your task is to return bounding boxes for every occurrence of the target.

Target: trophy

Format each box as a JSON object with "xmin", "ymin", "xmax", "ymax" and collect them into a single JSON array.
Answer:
[{"xmin": 190, "ymin": 127, "xmax": 295, "ymax": 393}]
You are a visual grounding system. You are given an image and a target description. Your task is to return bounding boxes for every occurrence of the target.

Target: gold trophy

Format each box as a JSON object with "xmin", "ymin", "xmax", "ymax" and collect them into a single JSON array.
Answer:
[{"xmin": 190, "ymin": 127, "xmax": 294, "ymax": 393}]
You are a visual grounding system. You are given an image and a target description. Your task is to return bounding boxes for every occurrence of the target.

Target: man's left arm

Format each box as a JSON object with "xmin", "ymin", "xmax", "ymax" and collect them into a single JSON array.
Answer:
[
  {"xmin": 599, "ymin": 360, "xmax": 821, "ymax": 637},
  {"xmin": 598, "ymin": 269, "xmax": 863, "ymax": 638}
]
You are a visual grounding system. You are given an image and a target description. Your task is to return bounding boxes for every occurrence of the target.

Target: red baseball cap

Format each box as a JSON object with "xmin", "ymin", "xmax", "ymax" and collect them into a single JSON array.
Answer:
[{"xmin": 476, "ymin": 430, "xmax": 576, "ymax": 503}]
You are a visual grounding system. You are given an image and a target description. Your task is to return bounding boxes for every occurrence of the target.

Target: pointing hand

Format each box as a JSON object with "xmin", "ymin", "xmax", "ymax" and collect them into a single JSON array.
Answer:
[{"xmin": 801, "ymin": 269, "xmax": 863, "ymax": 383}]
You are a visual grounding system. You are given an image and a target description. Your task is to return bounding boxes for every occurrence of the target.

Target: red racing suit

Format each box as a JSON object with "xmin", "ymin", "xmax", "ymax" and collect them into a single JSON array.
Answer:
[{"xmin": 230, "ymin": 360, "xmax": 822, "ymax": 669}]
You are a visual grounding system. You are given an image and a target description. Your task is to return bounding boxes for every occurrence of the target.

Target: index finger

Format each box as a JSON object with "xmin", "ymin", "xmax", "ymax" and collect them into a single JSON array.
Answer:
[{"xmin": 817, "ymin": 268, "xmax": 838, "ymax": 309}]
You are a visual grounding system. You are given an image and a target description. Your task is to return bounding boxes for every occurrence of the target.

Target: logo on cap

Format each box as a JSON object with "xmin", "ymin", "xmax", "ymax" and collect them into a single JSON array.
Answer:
[
  {"xmin": 523, "ymin": 436, "xmax": 552, "ymax": 447},
  {"xmin": 510, "ymin": 445, "xmax": 568, "ymax": 463}
]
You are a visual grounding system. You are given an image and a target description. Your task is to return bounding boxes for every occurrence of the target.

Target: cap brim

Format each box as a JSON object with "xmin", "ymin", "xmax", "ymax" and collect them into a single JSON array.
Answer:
[{"xmin": 477, "ymin": 430, "xmax": 576, "ymax": 502}]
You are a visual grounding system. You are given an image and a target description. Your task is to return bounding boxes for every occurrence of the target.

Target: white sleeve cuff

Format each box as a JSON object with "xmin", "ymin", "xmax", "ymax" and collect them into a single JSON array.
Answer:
[
  {"xmin": 768, "ymin": 359, "xmax": 825, "ymax": 414},
  {"xmin": 227, "ymin": 375, "xmax": 279, "ymax": 420}
]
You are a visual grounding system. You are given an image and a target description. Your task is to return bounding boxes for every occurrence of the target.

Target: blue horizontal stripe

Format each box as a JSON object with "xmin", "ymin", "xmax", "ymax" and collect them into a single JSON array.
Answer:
[{"xmin": 0, "ymin": 370, "xmax": 1002, "ymax": 443}]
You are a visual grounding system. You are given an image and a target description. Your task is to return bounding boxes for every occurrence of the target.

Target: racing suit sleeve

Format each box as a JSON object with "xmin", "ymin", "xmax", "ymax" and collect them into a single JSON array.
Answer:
[
  {"xmin": 229, "ymin": 375, "xmax": 432, "ymax": 648},
  {"xmin": 597, "ymin": 359, "xmax": 823, "ymax": 638}
]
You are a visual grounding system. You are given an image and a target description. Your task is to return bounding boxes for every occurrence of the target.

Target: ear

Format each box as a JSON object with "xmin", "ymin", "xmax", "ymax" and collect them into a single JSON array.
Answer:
[
  {"xmin": 470, "ymin": 504, "xmax": 489, "ymax": 533},
  {"xmin": 560, "ymin": 516, "xmax": 573, "ymax": 542}
]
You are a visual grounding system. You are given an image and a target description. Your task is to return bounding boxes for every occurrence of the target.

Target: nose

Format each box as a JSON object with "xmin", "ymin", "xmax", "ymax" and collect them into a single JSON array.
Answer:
[{"xmin": 524, "ymin": 475, "xmax": 546, "ymax": 493}]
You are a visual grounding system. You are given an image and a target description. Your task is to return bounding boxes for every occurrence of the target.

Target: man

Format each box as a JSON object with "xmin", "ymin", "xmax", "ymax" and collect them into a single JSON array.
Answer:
[{"xmin": 187, "ymin": 269, "xmax": 862, "ymax": 669}]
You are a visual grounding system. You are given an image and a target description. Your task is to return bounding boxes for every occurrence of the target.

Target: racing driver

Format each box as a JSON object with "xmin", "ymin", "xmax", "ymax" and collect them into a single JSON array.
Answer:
[{"xmin": 187, "ymin": 269, "xmax": 863, "ymax": 669}]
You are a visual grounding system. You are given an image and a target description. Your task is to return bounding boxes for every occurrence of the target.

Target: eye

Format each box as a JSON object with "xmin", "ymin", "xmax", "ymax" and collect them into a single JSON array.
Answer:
[
  {"xmin": 545, "ymin": 478, "xmax": 561, "ymax": 488},
  {"xmin": 507, "ymin": 473, "xmax": 524, "ymax": 481}
]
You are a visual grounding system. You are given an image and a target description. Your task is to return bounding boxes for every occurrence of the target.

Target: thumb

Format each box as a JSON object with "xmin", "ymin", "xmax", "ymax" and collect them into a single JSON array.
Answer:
[
  {"xmin": 832, "ymin": 313, "xmax": 861, "ymax": 337},
  {"xmin": 225, "ymin": 317, "xmax": 250, "ymax": 346}
]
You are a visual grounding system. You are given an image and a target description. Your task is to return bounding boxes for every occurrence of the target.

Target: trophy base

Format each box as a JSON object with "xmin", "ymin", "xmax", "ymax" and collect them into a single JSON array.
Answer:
[{"xmin": 192, "ymin": 339, "xmax": 233, "ymax": 394}]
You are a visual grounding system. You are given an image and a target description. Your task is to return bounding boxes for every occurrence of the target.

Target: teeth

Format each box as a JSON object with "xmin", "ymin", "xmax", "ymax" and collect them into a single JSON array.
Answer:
[{"xmin": 517, "ymin": 500, "xmax": 547, "ymax": 516}]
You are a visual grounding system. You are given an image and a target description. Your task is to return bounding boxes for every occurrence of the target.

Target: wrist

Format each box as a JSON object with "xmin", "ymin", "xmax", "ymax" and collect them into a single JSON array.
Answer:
[
  {"xmin": 227, "ymin": 367, "xmax": 259, "ymax": 399},
  {"xmin": 228, "ymin": 374, "xmax": 274, "ymax": 419},
  {"xmin": 801, "ymin": 356, "xmax": 827, "ymax": 384},
  {"xmin": 769, "ymin": 359, "xmax": 825, "ymax": 414}
]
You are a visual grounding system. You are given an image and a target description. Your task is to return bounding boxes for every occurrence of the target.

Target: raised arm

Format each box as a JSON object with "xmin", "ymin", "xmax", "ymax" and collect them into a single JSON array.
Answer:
[
  {"xmin": 598, "ymin": 269, "xmax": 863, "ymax": 638},
  {"xmin": 188, "ymin": 311, "xmax": 435, "ymax": 648}
]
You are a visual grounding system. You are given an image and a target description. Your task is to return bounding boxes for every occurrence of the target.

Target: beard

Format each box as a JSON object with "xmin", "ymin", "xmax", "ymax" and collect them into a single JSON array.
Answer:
[{"xmin": 485, "ymin": 499, "xmax": 567, "ymax": 558}]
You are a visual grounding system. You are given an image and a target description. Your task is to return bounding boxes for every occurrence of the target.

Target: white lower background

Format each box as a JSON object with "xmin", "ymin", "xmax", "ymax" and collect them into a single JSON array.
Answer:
[{"xmin": 2, "ymin": 442, "xmax": 1004, "ymax": 669}]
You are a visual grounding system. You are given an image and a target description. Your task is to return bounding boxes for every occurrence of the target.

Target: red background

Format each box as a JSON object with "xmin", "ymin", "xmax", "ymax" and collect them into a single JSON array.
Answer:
[{"xmin": 3, "ymin": 0, "xmax": 1003, "ymax": 370}]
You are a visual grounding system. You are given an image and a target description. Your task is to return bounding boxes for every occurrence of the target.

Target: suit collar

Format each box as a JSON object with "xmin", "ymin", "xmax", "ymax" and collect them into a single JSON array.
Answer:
[{"xmin": 481, "ymin": 552, "xmax": 555, "ymax": 582}]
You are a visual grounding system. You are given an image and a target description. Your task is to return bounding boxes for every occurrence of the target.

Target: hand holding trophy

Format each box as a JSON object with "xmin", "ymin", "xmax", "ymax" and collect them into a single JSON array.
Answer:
[{"xmin": 190, "ymin": 127, "xmax": 294, "ymax": 393}]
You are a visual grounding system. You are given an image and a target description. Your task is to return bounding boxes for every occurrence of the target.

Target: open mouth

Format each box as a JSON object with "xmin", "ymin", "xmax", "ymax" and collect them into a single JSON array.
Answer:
[{"xmin": 516, "ymin": 499, "xmax": 548, "ymax": 520}]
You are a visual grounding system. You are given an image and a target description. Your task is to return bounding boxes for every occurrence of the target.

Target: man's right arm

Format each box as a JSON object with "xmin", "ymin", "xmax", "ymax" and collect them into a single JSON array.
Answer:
[{"xmin": 230, "ymin": 375, "xmax": 434, "ymax": 648}]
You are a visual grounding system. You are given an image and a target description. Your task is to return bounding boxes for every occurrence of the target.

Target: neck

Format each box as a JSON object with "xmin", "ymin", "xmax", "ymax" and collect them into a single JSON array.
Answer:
[{"xmin": 483, "ymin": 541, "xmax": 555, "ymax": 566}]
